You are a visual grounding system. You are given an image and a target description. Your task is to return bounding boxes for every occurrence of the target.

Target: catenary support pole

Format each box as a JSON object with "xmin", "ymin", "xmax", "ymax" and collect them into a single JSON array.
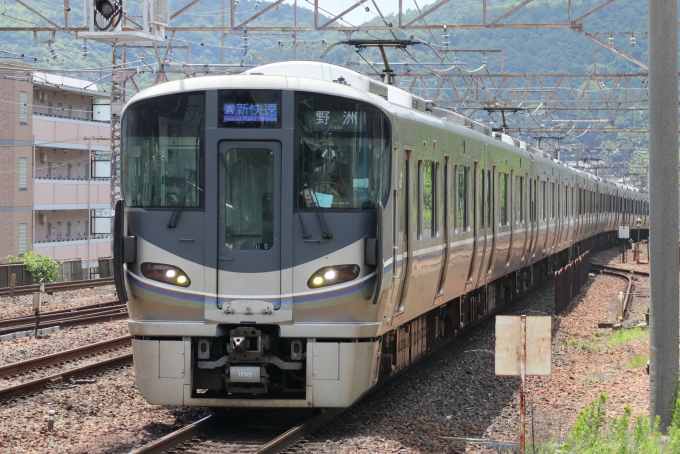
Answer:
[{"xmin": 648, "ymin": 0, "xmax": 678, "ymax": 431}]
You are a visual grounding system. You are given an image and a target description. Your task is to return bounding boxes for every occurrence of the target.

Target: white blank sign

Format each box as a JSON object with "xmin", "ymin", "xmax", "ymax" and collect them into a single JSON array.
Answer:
[{"xmin": 495, "ymin": 316, "xmax": 552, "ymax": 376}]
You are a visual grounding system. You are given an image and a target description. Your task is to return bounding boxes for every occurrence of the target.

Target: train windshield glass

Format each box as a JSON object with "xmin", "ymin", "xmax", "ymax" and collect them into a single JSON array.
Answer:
[
  {"xmin": 122, "ymin": 93, "xmax": 205, "ymax": 208},
  {"xmin": 296, "ymin": 93, "xmax": 390, "ymax": 210}
]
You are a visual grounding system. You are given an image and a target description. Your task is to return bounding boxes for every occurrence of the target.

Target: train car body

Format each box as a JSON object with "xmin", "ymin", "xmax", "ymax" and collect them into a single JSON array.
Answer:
[{"xmin": 114, "ymin": 61, "xmax": 648, "ymax": 408}]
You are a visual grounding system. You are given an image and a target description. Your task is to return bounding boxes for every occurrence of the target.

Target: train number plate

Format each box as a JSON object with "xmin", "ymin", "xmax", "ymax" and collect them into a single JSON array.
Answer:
[{"xmin": 229, "ymin": 366, "xmax": 261, "ymax": 383}]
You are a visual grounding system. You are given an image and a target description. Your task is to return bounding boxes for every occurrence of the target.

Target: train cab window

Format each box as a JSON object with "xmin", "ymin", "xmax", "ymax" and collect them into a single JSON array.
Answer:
[
  {"xmin": 500, "ymin": 172, "xmax": 508, "ymax": 226},
  {"xmin": 419, "ymin": 160, "xmax": 436, "ymax": 240},
  {"xmin": 122, "ymin": 92, "xmax": 205, "ymax": 208},
  {"xmin": 295, "ymin": 93, "xmax": 390, "ymax": 210},
  {"xmin": 457, "ymin": 165, "xmax": 468, "ymax": 232}
]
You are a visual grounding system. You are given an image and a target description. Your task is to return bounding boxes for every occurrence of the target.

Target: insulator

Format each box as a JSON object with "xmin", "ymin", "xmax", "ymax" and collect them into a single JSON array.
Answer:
[
  {"xmin": 631, "ymin": 35, "xmax": 636, "ymax": 46},
  {"xmin": 608, "ymin": 35, "xmax": 613, "ymax": 45}
]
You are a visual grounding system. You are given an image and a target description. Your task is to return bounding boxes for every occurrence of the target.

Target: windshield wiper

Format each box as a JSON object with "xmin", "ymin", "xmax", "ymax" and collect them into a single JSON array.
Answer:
[
  {"xmin": 167, "ymin": 170, "xmax": 197, "ymax": 228},
  {"xmin": 302, "ymin": 173, "xmax": 332, "ymax": 241}
]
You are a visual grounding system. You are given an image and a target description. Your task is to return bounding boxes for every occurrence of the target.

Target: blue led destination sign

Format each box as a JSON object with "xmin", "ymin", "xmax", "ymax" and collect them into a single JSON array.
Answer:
[{"xmin": 223, "ymin": 103, "xmax": 278, "ymax": 123}]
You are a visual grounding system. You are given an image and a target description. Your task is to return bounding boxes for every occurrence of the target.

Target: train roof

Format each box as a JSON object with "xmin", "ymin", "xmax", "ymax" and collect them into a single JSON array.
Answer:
[{"xmin": 123, "ymin": 61, "xmax": 643, "ymax": 195}]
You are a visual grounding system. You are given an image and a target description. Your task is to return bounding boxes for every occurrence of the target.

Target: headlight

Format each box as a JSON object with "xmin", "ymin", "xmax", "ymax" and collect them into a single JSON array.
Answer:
[
  {"xmin": 141, "ymin": 263, "xmax": 191, "ymax": 287},
  {"xmin": 307, "ymin": 265, "xmax": 360, "ymax": 289}
]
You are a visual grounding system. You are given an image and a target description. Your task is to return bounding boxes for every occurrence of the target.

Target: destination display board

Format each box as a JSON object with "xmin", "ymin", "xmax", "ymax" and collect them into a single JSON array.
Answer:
[{"xmin": 217, "ymin": 90, "xmax": 282, "ymax": 128}]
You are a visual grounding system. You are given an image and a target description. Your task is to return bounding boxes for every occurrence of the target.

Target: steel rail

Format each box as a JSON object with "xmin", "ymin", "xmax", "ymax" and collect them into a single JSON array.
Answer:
[
  {"xmin": 128, "ymin": 414, "xmax": 216, "ymax": 454},
  {"xmin": 0, "ymin": 335, "xmax": 132, "ymax": 378},
  {"xmin": 0, "ymin": 278, "xmax": 115, "ymax": 297},
  {"xmin": 0, "ymin": 308, "xmax": 129, "ymax": 336},
  {"xmin": 589, "ymin": 263, "xmax": 650, "ymax": 277},
  {"xmin": 256, "ymin": 408, "xmax": 344, "ymax": 454},
  {"xmin": 0, "ymin": 303, "xmax": 126, "ymax": 328},
  {"xmin": 589, "ymin": 265, "xmax": 636, "ymax": 318},
  {"xmin": 0, "ymin": 353, "xmax": 133, "ymax": 401}
]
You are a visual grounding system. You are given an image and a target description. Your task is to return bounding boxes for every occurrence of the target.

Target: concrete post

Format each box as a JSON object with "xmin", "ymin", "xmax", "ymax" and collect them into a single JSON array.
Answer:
[{"xmin": 648, "ymin": 0, "xmax": 679, "ymax": 430}]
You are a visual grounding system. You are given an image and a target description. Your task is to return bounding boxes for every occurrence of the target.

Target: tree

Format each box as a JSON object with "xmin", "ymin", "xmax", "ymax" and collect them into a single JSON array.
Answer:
[{"xmin": 5, "ymin": 251, "xmax": 59, "ymax": 284}]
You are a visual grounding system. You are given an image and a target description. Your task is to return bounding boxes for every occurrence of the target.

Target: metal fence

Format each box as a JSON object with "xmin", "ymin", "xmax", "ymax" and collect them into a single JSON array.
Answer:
[
  {"xmin": 0, "ymin": 257, "xmax": 113, "ymax": 288},
  {"xmin": 554, "ymin": 251, "xmax": 590, "ymax": 315}
]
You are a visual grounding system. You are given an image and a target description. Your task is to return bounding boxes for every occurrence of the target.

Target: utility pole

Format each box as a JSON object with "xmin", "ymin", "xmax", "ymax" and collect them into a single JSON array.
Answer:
[
  {"xmin": 110, "ymin": 44, "xmax": 126, "ymax": 243},
  {"xmin": 648, "ymin": 0, "xmax": 678, "ymax": 431},
  {"xmin": 84, "ymin": 136, "xmax": 109, "ymax": 278}
]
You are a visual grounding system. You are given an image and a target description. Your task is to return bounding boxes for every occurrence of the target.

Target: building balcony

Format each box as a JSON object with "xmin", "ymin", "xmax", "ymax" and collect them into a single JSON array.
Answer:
[
  {"xmin": 34, "ymin": 179, "xmax": 110, "ymax": 210},
  {"xmin": 33, "ymin": 115, "xmax": 110, "ymax": 152},
  {"xmin": 33, "ymin": 236, "xmax": 111, "ymax": 262}
]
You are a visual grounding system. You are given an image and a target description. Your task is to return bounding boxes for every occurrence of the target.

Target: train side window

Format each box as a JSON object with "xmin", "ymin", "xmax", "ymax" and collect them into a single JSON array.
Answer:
[
  {"xmin": 551, "ymin": 182, "xmax": 556, "ymax": 219},
  {"xmin": 480, "ymin": 170, "xmax": 486, "ymax": 229},
  {"xmin": 564, "ymin": 184, "xmax": 568, "ymax": 218},
  {"xmin": 486, "ymin": 169, "xmax": 493, "ymax": 228},
  {"xmin": 542, "ymin": 181, "xmax": 547, "ymax": 221},
  {"xmin": 457, "ymin": 165, "xmax": 468, "ymax": 232},
  {"xmin": 516, "ymin": 175, "xmax": 524, "ymax": 224},
  {"xmin": 500, "ymin": 172, "xmax": 508, "ymax": 226},
  {"xmin": 419, "ymin": 160, "xmax": 435, "ymax": 240},
  {"xmin": 532, "ymin": 179, "xmax": 537, "ymax": 222}
]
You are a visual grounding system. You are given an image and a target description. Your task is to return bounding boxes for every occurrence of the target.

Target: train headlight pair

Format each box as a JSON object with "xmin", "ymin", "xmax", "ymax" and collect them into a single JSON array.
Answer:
[
  {"xmin": 141, "ymin": 263, "xmax": 191, "ymax": 287},
  {"xmin": 307, "ymin": 265, "xmax": 360, "ymax": 289}
]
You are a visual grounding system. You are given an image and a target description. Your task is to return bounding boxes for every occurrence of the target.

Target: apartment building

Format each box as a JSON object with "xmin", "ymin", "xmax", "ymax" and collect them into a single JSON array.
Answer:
[{"xmin": 0, "ymin": 67, "xmax": 111, "ymax": 276}]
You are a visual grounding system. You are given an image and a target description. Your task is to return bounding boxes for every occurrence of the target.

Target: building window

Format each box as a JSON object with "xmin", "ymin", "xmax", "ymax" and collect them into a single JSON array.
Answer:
[
  {"xmin": 57, "ymin": 221, "xmax": 62, "ymax": 241},
  {"xmin": 47, "ymin": 101, "xmax": 53, "ymax": 116},
  {"xmin": 78, "ymin": 221, "xmax": 81, "ymax": 239},
  {"xmin": 18, "ymin": 223, "xmax": 27, "ymax": 255},
  {"xmin": 19, "ymin": 91, "xmax": 28, "ymax": 124},
  {"xmin": 67, "ymin": 104, "xmax": 72, "ymax": 118},
  {"xmin": 57, "ymin": 102, "xmax": 63, "ymax": 117},
  {"xmin": 67, "ymin": 221, "xmax": 71, "ymax": 240},
  {"xmin": 19, "ymin": 157, "xmax": 27, "ymax": 190}
]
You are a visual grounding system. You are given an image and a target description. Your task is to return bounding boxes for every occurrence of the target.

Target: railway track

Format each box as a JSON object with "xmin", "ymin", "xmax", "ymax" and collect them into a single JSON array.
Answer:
[
  {"xmin": 0, "ymin": 335, "xmax": 133, "ymax": 402},
  {"xmin": 129, "ymin": 408, "xmax": 343, "ymax": 454},
  {"xmin": 0, "ymin": 277, "xmax": 115, "ymax": 297},
  {"xmin": 0, "ymin": 300, "xmax": 127, "ymax": 336},
  {"xmin": 590, "ymin": 262, "xmax": 648, "ymax": 323}
]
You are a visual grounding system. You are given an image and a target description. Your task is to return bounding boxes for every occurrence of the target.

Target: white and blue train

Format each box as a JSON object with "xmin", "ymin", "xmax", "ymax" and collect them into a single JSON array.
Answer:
[{"xmin": 112, "ymin": 61, "xmax": 649, "ymax": 408}]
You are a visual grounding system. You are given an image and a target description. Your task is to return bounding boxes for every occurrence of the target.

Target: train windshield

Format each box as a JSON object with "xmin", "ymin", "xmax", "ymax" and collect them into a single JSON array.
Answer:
[
  {"xmin": 296, "ymin": 93, "xmax": 390, "ymax": 210},
  {"xmin": 122, "ymin": 93, "xmax": 205, "ymax": 208}
]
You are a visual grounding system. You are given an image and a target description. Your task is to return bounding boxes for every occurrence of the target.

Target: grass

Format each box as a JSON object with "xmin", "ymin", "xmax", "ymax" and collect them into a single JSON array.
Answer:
[
  {"xmin": 531, "ymin": 393, "xmax": 680, "ymax": 453},
  {"xmin": 565, "ymin": 327, "xmax": 648, "ymax": 351},
  {"xmin": 626, "ymin": 353, "xmax": 648, "ymax": 369},
  {"xmin": 585, "ymin": 371, "xmax": 600, "ymax": 384},
  {"xmin": 605, "ymin": 327, "xmax": 648, "ymax": 348}
]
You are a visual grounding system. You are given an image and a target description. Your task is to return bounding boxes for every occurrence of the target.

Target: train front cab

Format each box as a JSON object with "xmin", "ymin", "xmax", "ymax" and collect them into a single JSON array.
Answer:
[{"xmin": 117, "ymin": 85, "xmax": 392, "ymax": 407}]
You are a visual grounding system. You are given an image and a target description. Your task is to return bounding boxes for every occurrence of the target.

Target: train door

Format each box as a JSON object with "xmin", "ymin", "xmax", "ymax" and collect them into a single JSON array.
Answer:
[
  {"xmin": 465, "ymin": 162, "xmax": 481, "ymax": 291},
  {"xmin": 436, "ymin": 157, "xmax": 451, "ymax": 297},
  {"xmin": 216, "ymin": 141, "xmax": 282, "ymax": 307},
  {"xmin": 391, "ymin": 149, "xmax": 413, "ymax": 317},
  {"xmin": 473, "ymin": 162, "xmax": 492, "ymax": 289}
]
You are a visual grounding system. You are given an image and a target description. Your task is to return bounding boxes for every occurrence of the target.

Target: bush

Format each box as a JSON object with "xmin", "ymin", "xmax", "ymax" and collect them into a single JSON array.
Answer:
[{"xmin": 6, "ymin": 251, "xmax": 59, "ymax": 284}]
